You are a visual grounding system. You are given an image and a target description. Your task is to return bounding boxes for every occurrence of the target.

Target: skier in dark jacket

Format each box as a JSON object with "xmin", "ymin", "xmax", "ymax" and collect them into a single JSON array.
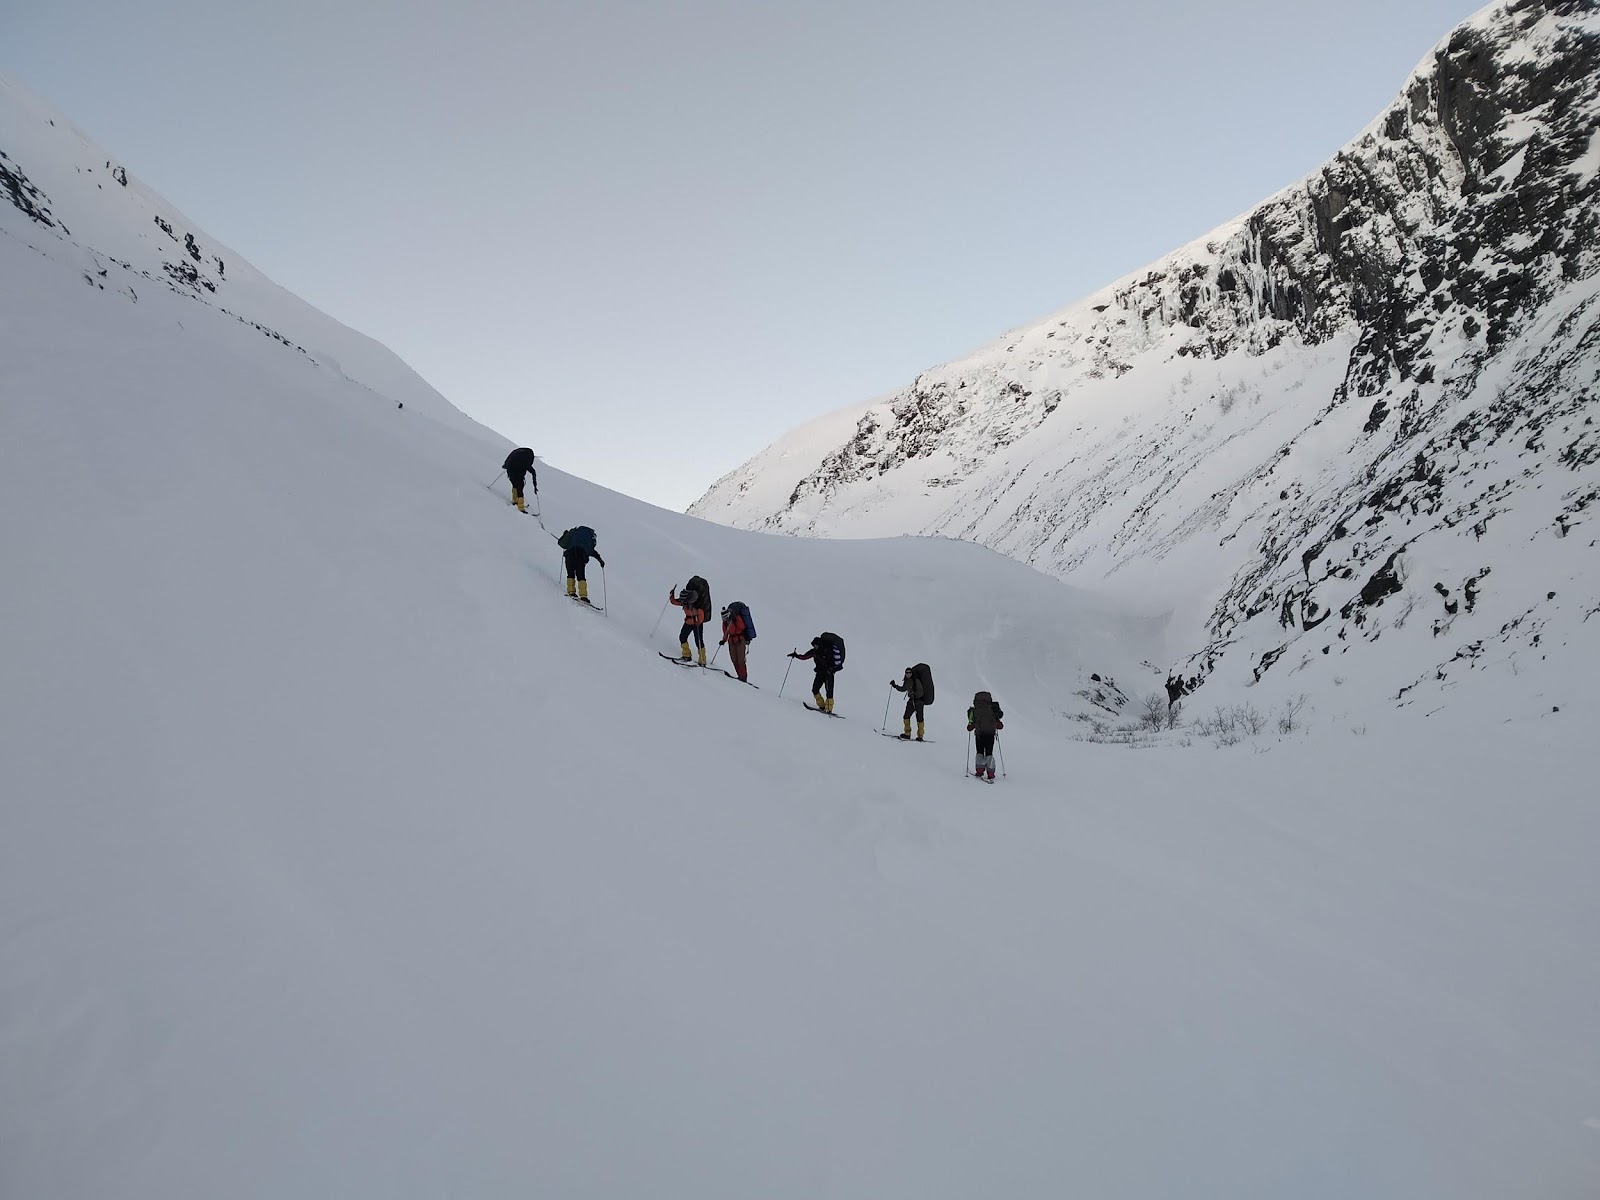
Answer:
[
  {"xmin": 503, "ymin": 447, "xmax": 538, "ymax": 513},
  {"xmin": 788, "ymin": 635, "xmax": 843, "ymax": 713},
  {"xmin": 890, "ymin": 665, "xmax": 929, "ymax": 741},
  {"xmin": 966, "ymin": 691, "xmax": 1004, "ymax": 780},
  {"xmin": 563, "ymin": 542, "xmax": 604, "ymax": 604}
]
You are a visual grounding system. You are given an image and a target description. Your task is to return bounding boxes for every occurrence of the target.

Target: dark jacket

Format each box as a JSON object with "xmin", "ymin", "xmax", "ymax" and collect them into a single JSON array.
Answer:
[
  {"xmin": 790, "ymin": 640, "xmax": 840, "ymax": 673},
  {"xmin": 890, "ymin": 671, "xmax": 925, "ymax": 700},
  {"xmin": 563, "ymin": 546, "xmax": 604, "ymax": 569},
  {"xmin": 503, "ymin": 447, "xmax": 537, "ymax": 485}
]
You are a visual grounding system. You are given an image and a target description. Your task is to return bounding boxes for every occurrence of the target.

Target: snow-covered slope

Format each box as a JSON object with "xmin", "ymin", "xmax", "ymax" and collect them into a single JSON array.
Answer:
[
  {"xmin": 692, "ymin": 0, "xmax": 1600, "ymax": 717},
  {"xmin": 0, "ymin": 72, "xmax": 487, "ymax": 435},
  {"xmin": 4, "ymin": 56, "xmax": 1600, "ymax": 1200}
]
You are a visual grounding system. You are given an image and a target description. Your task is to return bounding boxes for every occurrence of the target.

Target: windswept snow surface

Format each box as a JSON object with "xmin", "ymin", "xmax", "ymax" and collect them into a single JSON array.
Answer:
[{"xmin": 4, "ymin": 188, "xmax": 1600, "ymax": 1196}]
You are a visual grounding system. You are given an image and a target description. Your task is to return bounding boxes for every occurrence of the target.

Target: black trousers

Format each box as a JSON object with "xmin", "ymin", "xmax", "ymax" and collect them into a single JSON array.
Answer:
[
  {"xmin": 974, "ymin": 730, "xmax": 995, "ymax": 757},
  {"xmin": 508, "ymin": 468, "xmax": 532, "ymax": 498},
  {"xmin": 679, "ymin": 622, "xmax": 705, "ymax": 649},
  {"xmin": 812, "ymin": 668, "xmax": 835, "ymax": 699},
  {"xmin": 903, "ymin": 699, "xmax": 925, "ymax": 722},
  {"xmin": 563, "ymin": 548, "xmax": 588, "ymax": 581}
]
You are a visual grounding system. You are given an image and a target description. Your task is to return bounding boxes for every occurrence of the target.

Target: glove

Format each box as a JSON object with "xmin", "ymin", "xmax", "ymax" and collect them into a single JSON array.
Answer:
[
  {"xmin": 996, "ymin": 721, "xmax": 1004, "ymax": 731},
  {"xmin": 718, "ymin": 639, "xmax": 726, "ymax": 646},
  {"xmin": 966, "ymin": 723, "xmax": 975, "ymax": 732}
]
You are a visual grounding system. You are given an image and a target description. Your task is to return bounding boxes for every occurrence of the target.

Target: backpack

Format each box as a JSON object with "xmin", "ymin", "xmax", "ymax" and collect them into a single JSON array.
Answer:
[
  {"xmin": 815, "ymin": 631, "xmax": 845, "ymax": 671},
  {"xmin": 912, "ymin": 662, "xmax": 935, "ymax": 705},
  {"xmin": 558, "ymin": 526, "xmax": 596, "ymax": 552},
  {"xmin": 685, "ymin": 575, "xmax": 712, "ymax": 619},
  {"xmin": 725, "ymin": 600, "xmax": 756, "ymax": 641},
  {"xmin": 971, "ymin": 691, "xmax": 996, "ymax": 730}
]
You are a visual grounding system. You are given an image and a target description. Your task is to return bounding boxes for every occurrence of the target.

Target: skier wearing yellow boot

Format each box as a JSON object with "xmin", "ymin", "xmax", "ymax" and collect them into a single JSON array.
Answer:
[
  {"xmin": 890, "ymin": 663, "xmax": 934, "ymax": 740},
  {"xmin": 502, "ymin": 447, "xmax": 538, "ymax": 513},
  {"xmin": 556, "ymin": 526, "xmax": 604, "ymax": 605},
  {"xmin": 789, "ymin": 632, "xmax": 845, "ymax": 715},
  {"xmin": 669, "ymin": 575, "xmax": 713, "ymax": 666}
]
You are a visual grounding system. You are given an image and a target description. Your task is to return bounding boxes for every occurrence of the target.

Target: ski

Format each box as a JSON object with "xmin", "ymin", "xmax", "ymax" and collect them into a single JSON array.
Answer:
[
  {"xmin": 722, "ymin": 671, "xmax": 758, "ymax": 687},
  {"xmin": 568, "ymin": 596, "xmax": 604, "ymax": 612},
  {"xmin": 658, "ymin": 652, "xmax": 714, "ymax": 669},
  {"xmin": 803, "ymin": 703, "xmax": 844, "ymax": 718},
  {"xmin": 881, "ymin": 732, "xmax": 934, "ymax": 743}
]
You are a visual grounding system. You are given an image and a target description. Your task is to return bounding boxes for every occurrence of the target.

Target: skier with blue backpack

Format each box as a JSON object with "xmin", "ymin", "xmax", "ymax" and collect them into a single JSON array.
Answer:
[
  {"xmin": 719, "ymin": 601, "xmax": 757, "ymax": 683},
  {"xmin": 557, "ymin": 526, "xmax": 605, "ymax": 604}
]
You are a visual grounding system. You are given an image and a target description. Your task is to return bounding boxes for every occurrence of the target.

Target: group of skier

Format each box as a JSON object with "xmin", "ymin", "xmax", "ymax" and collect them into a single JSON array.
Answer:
[{"xmin": 502, "ymin": 448, "xmax": 1005, "ymax": 779}]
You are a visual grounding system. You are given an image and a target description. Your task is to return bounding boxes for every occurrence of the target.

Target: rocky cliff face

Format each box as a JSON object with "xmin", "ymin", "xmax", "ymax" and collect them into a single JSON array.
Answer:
[{"xmin": 692, "ymin": 0, "xmax": 1600, "ymax": 715}]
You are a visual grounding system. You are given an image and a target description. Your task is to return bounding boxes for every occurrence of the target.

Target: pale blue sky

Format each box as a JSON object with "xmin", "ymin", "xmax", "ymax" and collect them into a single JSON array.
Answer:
[{"xmin": 7, "ymin": 0, "xmax": 1482, "ymax": 509}]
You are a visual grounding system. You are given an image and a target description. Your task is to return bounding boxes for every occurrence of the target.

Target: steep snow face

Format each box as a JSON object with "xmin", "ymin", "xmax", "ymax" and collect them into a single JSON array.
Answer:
[
  {"xmin": 692, "ymin": 0, "xmax": 1600, "ymax": 715},
  {"xmin": 0, "ymin": 72, "xmax": 488, "ymax": 434}
]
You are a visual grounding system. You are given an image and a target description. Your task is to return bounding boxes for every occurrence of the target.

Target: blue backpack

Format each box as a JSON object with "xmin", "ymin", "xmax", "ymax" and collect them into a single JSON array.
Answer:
[
  {"xmin": 558, "ymin": 526, "xmax": 597, "ymax": 552},
  {"xmin": 726, "ymin": 600, "xmax": 756, "ymax": 641}
]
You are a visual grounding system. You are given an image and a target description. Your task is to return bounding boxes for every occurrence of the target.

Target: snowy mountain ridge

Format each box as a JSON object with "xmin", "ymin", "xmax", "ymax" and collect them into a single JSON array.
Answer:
[
  {"xmin": 692, "ymin": 0, "xmax": 1600, "ymax": 717},
  {"xmin": 0, "ymin": 72, "xmax": 486, "ymax": 434}
]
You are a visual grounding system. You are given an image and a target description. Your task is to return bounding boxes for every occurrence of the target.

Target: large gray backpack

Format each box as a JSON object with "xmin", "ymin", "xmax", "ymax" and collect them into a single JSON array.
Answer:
[{"xmin": 912, "ymin": 663, "xmax": 935, "ymax": 705}]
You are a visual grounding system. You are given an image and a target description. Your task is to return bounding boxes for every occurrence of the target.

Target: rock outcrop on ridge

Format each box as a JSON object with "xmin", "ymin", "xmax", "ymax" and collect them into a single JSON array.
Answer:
[{"xmin": 693, "ymin": 0, "xmax": 1600, "ymax": 714}]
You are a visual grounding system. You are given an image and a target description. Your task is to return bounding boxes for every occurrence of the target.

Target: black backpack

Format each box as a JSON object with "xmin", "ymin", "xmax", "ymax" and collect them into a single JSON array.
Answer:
[
  {"xmin": 815, "ymin": 632, "xmax": 845, "ymax": 671},
  {"xmin": 972, "ymin": 691, "xmax": 997, "ymax": 730},
  {"xmin": 912, "ymin": 662, "xmax": 935, "ymax": 705},
  {"xmin": 685, "ymin": 575, "xmax": 711, "ymax": 619}
]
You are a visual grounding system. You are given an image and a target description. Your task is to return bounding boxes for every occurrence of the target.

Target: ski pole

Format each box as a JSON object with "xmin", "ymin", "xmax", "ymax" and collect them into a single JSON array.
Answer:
[
  {"xmin": 649, "ymin": 597, "xmax": 670, "ymax": 640},
  {"xmin": 965, "ymin": 730, "xmax": 972, "ymax": 776},
  {"xmin": 779, "ymin": 653, "xmax": 796, "ymax": 698},
  {"xmin": 484, "ymin": 472, "xmax": 502, "ymax": 490},
  {"xmin": 881, "ymin": 688, "xmax": 893, "ymax": 733},
  {"xmin": 997, "ymin": 734, "xmax": 1007, "ymax": 778},
  {"xmin": 710, "ymin": 643, "xmax": 723, "ymax": 668},
  {"xmin": 600, "ymin": 564, "xmax": 608, "ymax": 617}
]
